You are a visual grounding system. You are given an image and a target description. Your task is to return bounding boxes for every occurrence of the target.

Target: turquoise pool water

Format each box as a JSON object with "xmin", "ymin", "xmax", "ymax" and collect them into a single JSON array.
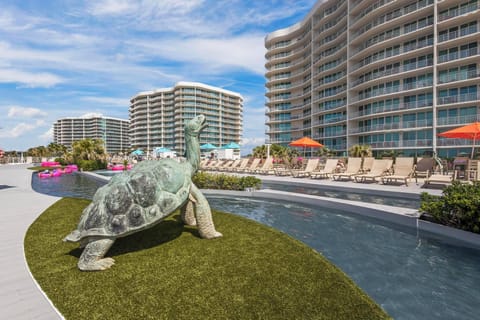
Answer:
[{"xmin": 31, "ymin": 173, "xmax": 480, "ymax": 320}]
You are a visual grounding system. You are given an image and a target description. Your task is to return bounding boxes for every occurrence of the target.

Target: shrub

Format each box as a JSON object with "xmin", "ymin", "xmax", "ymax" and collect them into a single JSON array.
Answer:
[
  {"xmin": 193, "ymin": 171, "xmax": 261, "ymax": 191},
  {"xmin": 419, "ymin": 181, "xmax": 480, "ymax": 233},
  {"xmin": 54, "ymin": 158, "xmax": 68, "ymax": 166},
  {"xmin": 77, "ymin": 159, "xmax": 107, "ymax": 171}
]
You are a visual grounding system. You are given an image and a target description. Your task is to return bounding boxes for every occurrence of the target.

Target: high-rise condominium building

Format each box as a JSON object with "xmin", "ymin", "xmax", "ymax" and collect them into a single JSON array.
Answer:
[
  {"xmin": 53, "ymin": 115, "xmax": 130, "ymax": 154},
  {"xmin": 265, "ymin": 0, "xmax": 480, "ymax": 158},
  {"xmin": 129, "ymin": 82, "xmax": 243, "ymax": 154}
]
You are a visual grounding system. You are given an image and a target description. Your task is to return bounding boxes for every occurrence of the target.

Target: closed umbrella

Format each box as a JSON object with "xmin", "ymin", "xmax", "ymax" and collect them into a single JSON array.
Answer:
[
  {"xmin": 289, "ymin": 137, "xmax": 323, "ymax": 157},
  {"xmin": 438, "ymin": 122, "xmax": 480, "ymax": 159}
]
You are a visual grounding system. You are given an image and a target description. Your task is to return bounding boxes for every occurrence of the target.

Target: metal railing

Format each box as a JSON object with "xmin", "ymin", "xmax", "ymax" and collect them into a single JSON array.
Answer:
[
  {"xmin": 438, "ymin": 3, "xmax": 480, "ymax": 22},
  {"xmin": 437, "ymin": 92, "xmax": 480, "ymax": 105}
]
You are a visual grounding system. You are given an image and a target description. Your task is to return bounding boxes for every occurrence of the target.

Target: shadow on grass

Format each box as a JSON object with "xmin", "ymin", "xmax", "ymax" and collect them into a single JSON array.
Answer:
[{"xmin": 67, "ymin": 218, "xmax": 189, "ymax": 258}]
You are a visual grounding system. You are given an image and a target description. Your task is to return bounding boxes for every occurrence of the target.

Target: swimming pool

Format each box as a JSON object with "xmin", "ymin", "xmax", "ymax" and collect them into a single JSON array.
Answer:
[{"xmin": 31, "ymin": 172, "xmax": 480, "ymax": 320}]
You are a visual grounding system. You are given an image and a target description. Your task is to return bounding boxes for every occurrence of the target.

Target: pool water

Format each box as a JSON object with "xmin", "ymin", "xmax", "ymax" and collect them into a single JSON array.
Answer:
[
  {"xmin": 208, "ymin": 197, "xmax": 480, "ymax": 320},
  {"xmin": 32, "ymin": 172, "xmax": 105, "ymax": 199},
  {"xmin": 31, "ymin": 173, "xmax": 480, "ymax": 320}
]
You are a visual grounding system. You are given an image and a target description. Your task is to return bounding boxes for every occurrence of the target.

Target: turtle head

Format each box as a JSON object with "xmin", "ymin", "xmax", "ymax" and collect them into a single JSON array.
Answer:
[{"xmin": 185, "ymin": 115, "xmax": 207, "ymax": 136}]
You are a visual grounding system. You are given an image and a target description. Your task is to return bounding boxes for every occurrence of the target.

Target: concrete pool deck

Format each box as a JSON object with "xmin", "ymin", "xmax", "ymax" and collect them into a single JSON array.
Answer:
[
  {"xmin": 0, "ymin": 164, "xmax": 62, "ymax": 319},
  {"xmin": 0, "ymin": 163, "xmax": 469, "ymax": 319}
]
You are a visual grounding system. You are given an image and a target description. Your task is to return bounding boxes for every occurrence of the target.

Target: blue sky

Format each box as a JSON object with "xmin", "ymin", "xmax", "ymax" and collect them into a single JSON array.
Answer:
[{"xmin": 0, "ymin": 0, "xmax": 317, "ymax": 153}]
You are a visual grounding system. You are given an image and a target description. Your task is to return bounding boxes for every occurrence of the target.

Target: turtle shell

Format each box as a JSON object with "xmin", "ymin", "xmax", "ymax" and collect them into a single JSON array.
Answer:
[{"xmin": 66, "ymin": 159, "xmax": 192, "ymax": 241}]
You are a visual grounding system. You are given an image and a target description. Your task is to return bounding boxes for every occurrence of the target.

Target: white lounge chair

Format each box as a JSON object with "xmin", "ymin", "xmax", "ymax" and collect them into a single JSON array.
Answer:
[
  {"xmin": 231, "ymin": 158, "xmax": 250, "ymax": 172},
  {"xmin": 381, "ymin": 157, "xmax": 414, "ymax": 186},
  {"xmin": 354, "ymin": 159, "xmax": 393, "ymax": 183},
  {"xmin": 241, "ymin": 158, "xmax": 262, "ymax": 173},
  {"xmin": 291, "ymin": 159, "xmax": 320, "ymax": 178},
  {"xmin": 425, "ymin": 171, "xmax": 456, "ymax": 186},
  {"xmin": 332, "ymin": 157, "xmax": 362, "ymax": 181},
  {"xmin": 310, "ymin": 159, "xmax": 338, "ymax": 179},
  {"xmin": 254, "ymin": 158, "xmax": 275, "ymax": 175}
]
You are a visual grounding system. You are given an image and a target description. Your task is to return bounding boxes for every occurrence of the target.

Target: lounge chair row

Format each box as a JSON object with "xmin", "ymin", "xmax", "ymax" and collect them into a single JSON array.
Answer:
[
  {"xmin": 274, "ymin": 157, "xmax": 446, "ymax": 186},
  {"xmin": 200, "ymin": 157, "xmax": 465, "ymax": 187},
  {"xmin": 200, "ymin": 158, "xmax": 276, "ymax": 174}
]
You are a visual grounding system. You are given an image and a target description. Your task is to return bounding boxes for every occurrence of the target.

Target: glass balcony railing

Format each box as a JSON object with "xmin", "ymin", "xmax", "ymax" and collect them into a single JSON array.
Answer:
[
  {"xmin": 349, "ymin": 101, "xmax": 433, "ymax": 118},
  {"xmin": 438, "ymin": 47, "xmax": 479, "ymax": 63},
  {"xmin": 437, "ymin": 114, "xmax": 479, "ymax": 126},
  {"xmin": 352, "ymin": 0, "xmax": 433, "ymax": 38},
  {"xmin": 438, "ymin": 3, "xmax": 480, "ymax": 22},
  {"xmin": 437, "ymin": 92, "xmax": 480, "ymax": 104},
  {"xmin": 438, "ymin": 25, "xmax": 478, "ymax": 42},
  {"xmin": 438, "ymin": 69, "xmax": 479, "ymax": 84}
]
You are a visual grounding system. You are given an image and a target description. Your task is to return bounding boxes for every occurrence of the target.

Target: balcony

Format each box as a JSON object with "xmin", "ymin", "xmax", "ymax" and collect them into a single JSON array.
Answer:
[
  {"xmin": 438, "ymin": 69, "xmax": 479, "ymax": 84},
  {"xmin": 350, "ymin": 0, "xmax": 395, "ymax": 23},
  {"xmin": 351, "ymin": 0, "xmax": 433, "ymax": 40},
  {"xmin": 438, "ymin": 47, "xmax": 479, "ymax": 63},
  {"xmin": 437, "ymin": 92, "xmax": 480, "ymax": 105},
  {"xmin": 438, "ymin": 25, "xmax": 478, "ymax": 43},
  {"xmin": 351, "ymin": 22, "xmax": 433, "ymax": 57},
  {"xmin": 349, "ymin": 101, "xmax": 432, "ymax": 119},
  {"xmin": 438, "ymin": 3, "xmax": 480, "ymax": 22},
  {"xmin": 437, "ymin": 114, "xmax": 480, "ymax": 126}
]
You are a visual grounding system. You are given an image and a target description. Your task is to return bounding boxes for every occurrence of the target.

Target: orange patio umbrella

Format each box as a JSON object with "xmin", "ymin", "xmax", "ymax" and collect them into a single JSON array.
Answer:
[
  {"xmin": 289, "ymin": 137, "xmax": 323, "ymax": 156},
  {"xmin": 438, "ymin": 122, "xmax": 480, "ymax": 159}
]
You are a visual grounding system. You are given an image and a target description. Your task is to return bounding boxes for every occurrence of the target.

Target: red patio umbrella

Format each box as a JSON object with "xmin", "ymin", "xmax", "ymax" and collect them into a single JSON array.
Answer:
[
  {"xmin": 438, "ymin": 122, "xmax": 480, "ymax": 159},
  {"xmin": 289, "ymin": 137, "xmax": 323, "ymax": 157}
]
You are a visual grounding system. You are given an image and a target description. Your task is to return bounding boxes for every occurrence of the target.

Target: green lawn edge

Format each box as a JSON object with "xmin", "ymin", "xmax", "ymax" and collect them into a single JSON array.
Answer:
[{"xmin": 25, "ymin": 198, "xmax": 391, "ymax": 320}]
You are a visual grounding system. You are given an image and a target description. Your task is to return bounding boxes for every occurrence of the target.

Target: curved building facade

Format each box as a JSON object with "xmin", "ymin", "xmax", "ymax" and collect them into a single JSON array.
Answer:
[
  {"xmin": 265, "ymin": 0, "xmax": 480, "ymax": 158},
  {"xmin": 129, "ymin": 82, "xmax": 243, "ymax": 154}
]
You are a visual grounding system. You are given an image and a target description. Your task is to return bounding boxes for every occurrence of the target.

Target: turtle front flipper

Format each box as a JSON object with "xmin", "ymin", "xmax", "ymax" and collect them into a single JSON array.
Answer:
[
  {"xmin": 189, "ymin": 184, "xmax": 222, "ymax": 239},
  {"xmin": 78, "ymin": 238, "xmax": 116, "ymax": 271}
]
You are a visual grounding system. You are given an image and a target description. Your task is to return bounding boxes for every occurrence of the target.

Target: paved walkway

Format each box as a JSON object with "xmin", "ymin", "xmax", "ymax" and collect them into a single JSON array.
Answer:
[{"xmin": 0, "ymin": 164, "xmax": 62, "ymax": 319}]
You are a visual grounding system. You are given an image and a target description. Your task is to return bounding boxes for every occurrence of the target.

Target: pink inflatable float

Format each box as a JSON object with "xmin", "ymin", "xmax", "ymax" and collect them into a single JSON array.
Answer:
[
  {"xmin": 38, "ymin": 169, "xmax": 63, "ymax": 178},
  {"xmin": 41, "ymin": 161, "xmax": 60, "ymax": 167}
]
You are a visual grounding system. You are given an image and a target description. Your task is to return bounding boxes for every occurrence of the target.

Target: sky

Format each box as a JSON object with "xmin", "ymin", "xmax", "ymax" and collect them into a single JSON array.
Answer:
[{"xmin": 0, "ymin": 0, "xmax": 317, "ymax": 153}]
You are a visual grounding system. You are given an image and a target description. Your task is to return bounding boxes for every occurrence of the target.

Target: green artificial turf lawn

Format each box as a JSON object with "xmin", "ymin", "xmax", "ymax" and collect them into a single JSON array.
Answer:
[{"xmin": 25, "ymin": 198, "xmax": 391, "ymax": 320}]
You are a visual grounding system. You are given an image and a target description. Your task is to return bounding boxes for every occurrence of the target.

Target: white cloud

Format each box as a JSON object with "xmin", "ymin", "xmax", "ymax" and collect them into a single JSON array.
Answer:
[
  {"xmin": 87, "ymin": 0, "xmax": 203, "ymax": 17},
  {"xmin": 80, "ymin": 112, "xmax": 104, "ymax": 118},
  {"xmin": 40, "ymin": 127, "xmax": 54, "ymax": 141},
  {"xmin": 86, "ymin": 0, "xmax": 136, "ymax": 16},
  {"xmin": 130, "ymin": 35, "xmax": 266, "ymax": 74},
  {"xmin": 0, "ymin": 68, "xmax": 64, "ymax": 88},
  {"xmin": 0, "ymin": 120, "xmax": 45, "ymax": 138},
  {"xmin": 7, "ymin": 106, "xmax": 47, "ymax": 118},
  {"xmin": 82, "ymin": 96, "xmax": 129, "ymax": 107},
  {"xmin": 84, "ymin": 0, "xmax": 316, "ymax": 37},
  {"xmin": 241, "ymin": 137, "xmax": 265, "ymax": 146}
]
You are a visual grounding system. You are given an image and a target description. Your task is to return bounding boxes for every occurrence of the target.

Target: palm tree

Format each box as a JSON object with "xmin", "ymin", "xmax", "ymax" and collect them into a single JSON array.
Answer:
[
  {"xmin": 349, "ymin": 144, "xmax": 372, "ymax": 171},
  {"xmin": 348, "ymin": 144, "xmax": 372, "ymax": 158},
  {"xmin": 47, "ymin": 142, "xmax": 67, "ymax": 158},
  {"xmin": 72, "ymin": 138, "xmax": 107, "ymax": 162},
  {"xmin": 316, "ymin": 146, "xmax": 335, "ymax": 157},
  {"xmin": 252, "ymin": 145, "xmax": 268, "ymax": 158}
]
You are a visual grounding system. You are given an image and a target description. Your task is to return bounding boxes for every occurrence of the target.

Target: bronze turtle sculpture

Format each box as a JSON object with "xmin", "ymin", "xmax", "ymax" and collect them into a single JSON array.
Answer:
[{"xmin": 64, "ymin": 115, "xmax": 222, "ymax": 271}]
